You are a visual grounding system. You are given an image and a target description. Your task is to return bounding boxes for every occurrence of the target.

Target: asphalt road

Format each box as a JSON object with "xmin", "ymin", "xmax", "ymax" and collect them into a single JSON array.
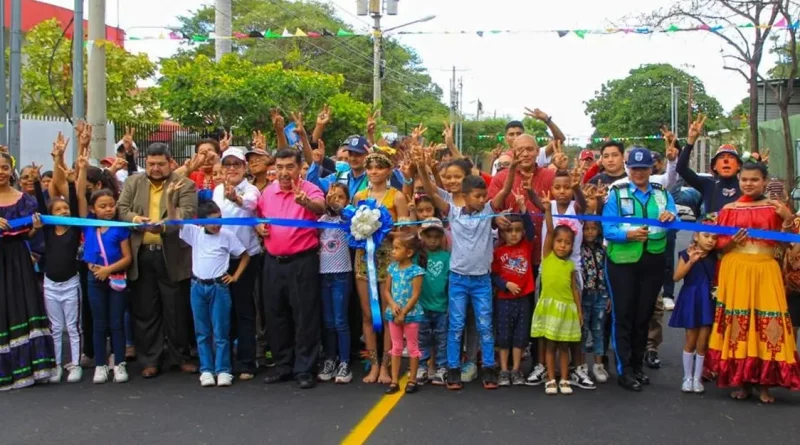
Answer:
[{"xmin": 3, "ymin": 231, "xmax": 800, "ymax": 445}]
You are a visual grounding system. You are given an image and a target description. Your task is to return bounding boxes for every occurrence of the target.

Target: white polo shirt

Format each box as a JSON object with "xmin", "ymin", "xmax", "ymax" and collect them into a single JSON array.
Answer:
[
  {"xmin": 213, "ymin": 179, "xmax": 263, "ymax": 256},
  {"xmin": 180, "ymin": 225, "xmax": 246, "ymax": 280}
]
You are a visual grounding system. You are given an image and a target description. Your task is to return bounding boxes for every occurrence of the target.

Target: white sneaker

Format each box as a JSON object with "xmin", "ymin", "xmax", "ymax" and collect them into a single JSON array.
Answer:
[
  {"xmin": 570, "ymin": 364, "xmax": 596, "ymax": 390},
  {"xmin": 592, "ymin": 363, "xmax": 609, "ymax": 383},
  {"xmin": 49, "ymin": 366, "xmax": 63, "ymax": 383},
  {"xmin": 317, "ymin": 359, "xmax": 336, "ymax": 382},
  {"xmin": 199, "ymin": 372, "xmax": 216, "ymax": 387},
  {"xmin": 402, "ymin": 346, "xmax": 409, "ymax": 358},
  {"xmin": 113, "ymin": 362, "xmax": 129, "ymax": 383},
  {"xmin": 334, "ymin": 362, "xmax": 353, "ymax": 384},
  {"xmin": 681, "ymin": 378, "xmax": 693, "ymax": 393},
  {"xmin": 692, "ymin": 378, "xmax": 705, "ymax": 394},
  {"xmin": 416, "ymin": 367, "xmax": 428, "ymax": 384},
  {"xmin": 663, "ymin": 297, "xmax": 676, "ymax": 311},
  {"xmin": 217, "ymin": 372, "xmax": 234, "ymax": 387},
  {"xmin": 526, "ymin": 363, "xmax": 547, "ymax": 386},
  {"xmin": 93, "ymin": 365, "xmax": 109, "ymax": 384},
  {"xmin": 66, "ymin": 364, "xmax": 83, "ymax": 383}
]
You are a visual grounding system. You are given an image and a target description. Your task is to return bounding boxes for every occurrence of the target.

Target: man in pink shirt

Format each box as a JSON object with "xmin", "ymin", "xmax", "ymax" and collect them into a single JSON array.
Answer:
[{"xmin": 256, "ymin": 149, "xmax": 325, "ymax": 389}]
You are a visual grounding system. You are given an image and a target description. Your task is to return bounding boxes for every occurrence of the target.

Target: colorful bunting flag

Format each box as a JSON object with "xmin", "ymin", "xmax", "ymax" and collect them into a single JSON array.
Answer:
[
  {"xmin": 557, "ymin": 30, "xmax": 568, "ymax": 38},
  {"xmin": 295, "ymin": 28, "xmax": 307, "ymax": 37},
  {"xmin": 265, "ymin": 29, "xmax": 281, "ymax": 39},
  {"xmin": 476, "ymin": 31, "xmax": 484, "ymax": 37},
  {"xmin": 281, "ymin": 28, "xmax": 292, "ymax": 37},
  {"xmin": 574, "ymin": 30, "xmax": 586, "ymax": 39},
  {"xmin": 169, "ymin": 31, "xmax": 181, "ymax": 40},
  {"xmin": 667, "ymin": 24, "xmax": 680, "ymax": 32},
  {"xmin": 775, "ymin": 17, "xmax": 788, "ymax": 28},
  {"xmin": 322, "ymin": 28, "xmax": 334, "ymax": 36},
  {"xmin": 336, "ymin": 28, "xmax": 354, "ymax": 36},
  {"xmin": 308, "ymin": 31, "xmax": 321, "ymax": 38}
]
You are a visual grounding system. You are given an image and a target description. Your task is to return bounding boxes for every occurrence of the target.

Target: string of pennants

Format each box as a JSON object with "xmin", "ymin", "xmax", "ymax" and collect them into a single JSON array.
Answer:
[
  {"xmin": 126, "ymin": 18, "xmax": 800, "ymax": 42},
  {"xmin": 477, "ymin": 134, "xmax": 676, "ymax": 143}
]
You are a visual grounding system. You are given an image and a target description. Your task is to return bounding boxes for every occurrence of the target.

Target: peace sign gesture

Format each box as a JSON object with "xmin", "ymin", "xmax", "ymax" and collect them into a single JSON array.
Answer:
[
  {"xmin": 442, "ymin": 121, "xmax": 454, "ymax": 147},
  {"xmin": 367, "ymin": 109, "xmax": 380, "ymax": 134},
  {"xmin": 316, "ymin": 104, "xmax": 332, "ymax": 126},
  {"xmin": 687, "ymin": 113, "xmax": 706, "ymax": 145},
  {"xmin": 270, "ymin": 108, "xmax": 286, "ymax": 131},
  {"xmin": 224, "ymin": 178, "xmax": 239, "ymax": 203},
  {"xmin": 30, "ymin": 161, "xmax": 43, "ymax": 182},
  {"xmin": 76, "ymin": 121, "xmax": 92, "ymax": 150},
  {"xmin": 540, "ymin": 190, "xmax": 553, "ymax": 211},
  {"xmin": 659, "ymin": 125, "xmax": 676, "ymax": 149},
  {"xmin": 167, "ymin": 177, "xmax": 187, "ymax": 199},
  {"xmin": 411, "ymin": 123, "xmax": 427, "ymax": 141},
  {"xmin": 293, "ymin": 179, "xmax": 310, "ymax": 207},
  {"xmin": 290, "ymin": 111, "xmax": 306, "ymax": 135},
  {"xmin": 122, "ymin": 127, "xmax": 135, "ymax": 152},
  {"xmin": 52, "ymin": 131, "xmax": 69, "ymax": 160},
  {"xmin": 513, "ymin": 191, "xmax": 526, "ymax": 212},
  {"xmin": 523, "ymin": 107, "xmax": 549, "ymax": 122},
  {"xmin": 252, "ymin": 130, "xmax": 266, "ymax": 151},
  {"xmin": 219, "ymin": 130, "xmax": 232, "ymax": 152}
]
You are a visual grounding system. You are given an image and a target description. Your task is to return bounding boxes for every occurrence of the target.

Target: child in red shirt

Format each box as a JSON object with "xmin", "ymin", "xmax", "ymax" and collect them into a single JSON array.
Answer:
[{"xmin": 491, "ymin": 193, "xmax": 535, "ymax": 387}]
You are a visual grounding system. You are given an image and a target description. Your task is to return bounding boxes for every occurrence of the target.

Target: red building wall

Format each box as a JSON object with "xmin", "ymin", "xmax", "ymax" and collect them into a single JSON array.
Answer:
[{"xmin": 3, "ymin": 0, "xmax": 125, "ymax": 47}]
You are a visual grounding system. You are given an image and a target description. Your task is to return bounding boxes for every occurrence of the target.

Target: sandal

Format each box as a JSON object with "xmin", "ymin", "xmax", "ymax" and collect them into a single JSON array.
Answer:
[
  {"xmin": 729, "ymin": 388, "xmax": 751, "ymax": 400},
  {"xmin": 405, "ymin": 381, "xmax": 419, "ymax": 394},
  {"xmin": 385, "ymin": 383, "xmax": 400, "ymax": 394},
  {"xmin": 559, "ymin": 379, "xmax": 573, "ymax": 395},
  {"xmin": 545, "ymin": 379, "xmax": 558, "ymax": 395}
]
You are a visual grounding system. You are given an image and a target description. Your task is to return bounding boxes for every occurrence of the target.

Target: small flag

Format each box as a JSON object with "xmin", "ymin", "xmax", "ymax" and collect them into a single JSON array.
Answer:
[
  {"xmin": 698, "ymin": 24, "xmax": 711, "ymax": 30},
  {"xmin": 710, "ymin": 25, "xmax": 723, "ymax": 32},
  {"xmin": 738, "ymin": 22, "xmax": 754, "ymax": 28},
  {"xmin": 476, "ymin": 31, "xmax": 484, "ymax": 37},
  {"xmin": 281, "ymin": 28, "xmax": 292, "ymax": 37},
  {"xmin": 208, "ymin": 32, "xmax": 217, "ymax": 40},
  {"xmin": 774, "ymin": 17, "xmax": 788, "ymax": 28},
  {"xmin": 169, "ymin": 31, "xmax": 182, "ymax": 40},
  {"xmin": 667, "ymin": 24, "xmax": 680, "ymax": 32},
  {"xmin": 574, "ymin": 30, "xmax": 587, "ymax": 39},
  {"xmin": 234, "ymin": 32, "xmax": 247, "ymax": 39},
  {"xmin": 248, "ymin": 30, "xmax": 264, "ymax": 38},
  {"xmin": 295, "ymin": 28, "xmax": 307, "ymax": 37},
  {"xmin": 337, "ymin": 28, "xmax": 354, "ymax": 36},
  {"xmin": 191, "ymin": 34, "xmax": 207, "ymax": 42},
  {"xmin": 307, "ymin": 31, "xmax": 321, "ymax": 38},
  {"xmin": 557, "ymin": 30, "xmax": 569, "ymax": 38},
  {"xmin": 322, "ymin": 28, "xmax": 334, "ymax": 36},
  {"xmin": 265, "ymin": 29, "xmax": 281, "ymax": 39}
]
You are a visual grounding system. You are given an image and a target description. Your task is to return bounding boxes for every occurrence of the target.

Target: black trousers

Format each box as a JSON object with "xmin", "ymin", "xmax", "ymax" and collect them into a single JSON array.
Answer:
[
  {"xmin": 130, "ymin": 249, "xmax": 192, "ymax": 369},
  {"xmin": 79, "ymin": 261, "xmax": 93, "ymax": 359},
  {"xmin": 262, "ymin": 250, "xmax": 321, "ymax": 377},
  {"xmin": 607, "ymin": 252, "xmax": 665, "ymax": 375},
  {"xmin": 229, "ymin": 254, "xmax": 262, "ymax": 373}
]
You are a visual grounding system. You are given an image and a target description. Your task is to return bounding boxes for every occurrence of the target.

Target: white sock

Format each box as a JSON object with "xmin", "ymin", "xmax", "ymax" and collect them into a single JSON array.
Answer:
[
  {"xmin": 682, "ymin": 351, "xmax": 694, "ymax": 380},
  {"xmin": 693, "ymin": 354, "xmax": 705, "ymax": 381}
]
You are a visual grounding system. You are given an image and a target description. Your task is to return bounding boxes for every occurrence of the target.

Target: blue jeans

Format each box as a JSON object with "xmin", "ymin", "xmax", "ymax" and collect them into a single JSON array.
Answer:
[
  {"xmin": 581, "ymin": 289, "xmax": 609, "ymax": 355},
  {"xmin": 87, "ymin": 275, "xmax": 127, "ymax": 366},
  {"xmin": 419, "ymin": 310, "xmax": 448, "ymax": 368},
  {"xmin": 320, "ymin": 272, "xmax": 351, "ymax": 363},
  {"xmin": 190, "ymin": 280, "xmax": 232, "ymax": 375},
  {"xmin": 447, "ymin": 273, "xmax": 495, "ymax": 368}
]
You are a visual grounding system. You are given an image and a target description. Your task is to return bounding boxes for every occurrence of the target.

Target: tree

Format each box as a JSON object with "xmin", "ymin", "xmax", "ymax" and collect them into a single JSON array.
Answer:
[
  {"xmin": 156, "ymin": 53, "xmax": 370, "ymax": 148},
  {"xmin": 643, "ymin": 0, "xmax": 796, "ymax": 155},
  {"xmin": 166, "ymin": 0, "xmax": 448, "ymax": 127},
  {"xmin": 19, "ymin": 19, "xmax": 160, "ymax": 123},
  {"xmin": 584, "ymin": 64, "xmax": 724, "ymax": 151}
]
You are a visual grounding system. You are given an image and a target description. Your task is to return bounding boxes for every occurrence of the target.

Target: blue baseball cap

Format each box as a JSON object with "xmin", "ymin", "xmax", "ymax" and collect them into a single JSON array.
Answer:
[
  {"xmin": 342, "ymin": 135, "xmax": 370, "ymax": 154},
  {"xmin": 626, "ymin": 147, "xmax": 653, "ymax": 169}
]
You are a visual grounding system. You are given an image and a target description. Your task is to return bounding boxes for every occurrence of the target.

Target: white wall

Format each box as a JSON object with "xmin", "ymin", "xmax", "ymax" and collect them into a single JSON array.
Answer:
[{"xmin": 17, "ymin": 115, "xmax": 116, "ymax": 169}]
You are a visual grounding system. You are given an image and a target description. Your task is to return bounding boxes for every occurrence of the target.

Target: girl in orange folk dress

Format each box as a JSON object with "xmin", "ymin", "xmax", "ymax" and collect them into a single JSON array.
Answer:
[{"xmin": 705, "ymin": 162, "xmax": 800, "ymax": 403}]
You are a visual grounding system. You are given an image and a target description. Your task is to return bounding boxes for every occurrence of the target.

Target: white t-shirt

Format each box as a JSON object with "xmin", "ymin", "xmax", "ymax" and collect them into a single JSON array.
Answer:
[
  {"xmin": 212, "ymin": 180, "xmax": 263, "ymax": 256},
  {"xmin": 540, "ymin": 200, "xmax": 583, "ymax": 268},
  {"xmin": 319, "ymin": 215, "xmax": 352, "ymax": 274},
  {"xmin": 179, "ymin": 225, "xmax": 246, "ymax": 280}
]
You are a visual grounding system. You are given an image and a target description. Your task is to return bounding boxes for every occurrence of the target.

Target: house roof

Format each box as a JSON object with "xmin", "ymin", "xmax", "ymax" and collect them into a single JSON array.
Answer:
[{"xmin": 3, "ymin": 0, "xmax": 125, "ymax": 47}]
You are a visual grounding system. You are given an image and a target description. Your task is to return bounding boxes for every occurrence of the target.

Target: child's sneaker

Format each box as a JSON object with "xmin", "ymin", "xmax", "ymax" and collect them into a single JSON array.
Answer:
[
  {"xmin": 593, "ymin": 363, "xmax": 609, "ymax": 383},
  {"xmin": 525, "ymin": 363, "xmax": 546, "ymax": 386},
  {"xmin": 199, "ymin": 372, "xmax": 216, "ymax": 387},
  {"xmin": 570, "ymin": 364, "xmax": 596, "ymax": 390},
  {"xmin": 460, "ymin": 361, "xmax": 478, "ymax": 382},
  {"xmin": 416, "ymin": 367, "xmax": 428, "ymax": 385},
  {"xmin": 692, "ymin": 378, "xmax": 705, "ymax": 394},
  {"xmin": 498, "ymin": 370, "xmax": 511, "ymax": 387},
  {"xmin": 334, "ymin": 362, "xmax": 352, "ymax": 384},
  {"xmin": 93, "ymin": 365, "xmax": 109, "ymax": 384},
  {"xmin": 49, "ymin": 366, "xmax": 62, "ymax": 383},
  {"xmin": 431, "ymin": 367, "xmax": 447, "ymax": 386},
  {"xmin": 544, "ymin": 379, "xmax": 558, "ymax": 395},
  {"xmin": 113, "ymin": 362, "xmax": 129, "ymax": 383},
  {"xmin": 482, "ymin": 367, "xmax": 499, "ymax": 390},
  {"xmin": 217, "ymin": 373, "xmax": 234, "ymax": 387},
  {"xmin": 511, "ymin": 370, "xmax": 526, "ymax": 386},
  {"xmin": 318, "ymin": 359, "xmax": 337, "ymax": 382},
  {"xmin": 681, "ymin": 378, "xmax": 693, "ymax": 393},
  {"xmin": 559, "ymin": 379, "xmax": 573, "ymax": 395},
  {"xmin": 446, "ymin": 368, "xmax": 463, "ymax": 390},
  {"xmin": 66, "ymin": 364, "xmax": 83, "ymax": 383}
]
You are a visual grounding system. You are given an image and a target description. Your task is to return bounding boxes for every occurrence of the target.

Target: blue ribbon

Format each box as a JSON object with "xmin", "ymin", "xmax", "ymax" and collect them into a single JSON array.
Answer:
[
  {"xmin": 7, "ymin": 210, "xmax": 800, "ymax": 244},
  {"xmin": 341, "ymin": 199, "xmax": 394, "ymax": 333}
]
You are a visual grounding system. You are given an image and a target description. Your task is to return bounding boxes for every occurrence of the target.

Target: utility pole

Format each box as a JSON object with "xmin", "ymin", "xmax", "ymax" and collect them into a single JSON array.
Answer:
[
  {"xmin": 687, "ymin": 81, "xmax": 693, "ymax": 130},
  {"xmin": 87, "ymin": 0, "xmax": 107, "ymax": 159},
  {"xmin": 0, "ymin": 0, "xmax": 7, "ymax": 147},
  {"xmin": 215, "ymin": 0, "xmax": 232, "ymax": 61},
  {"xmin": 372, "ymin": 12, "xmax": 382, "ymax": 108},
  {"xmin": 8, "ymin": 0, "xmax": 21, "ymax": 162},
  {"xmin": 72, "ymin": 0, "xmax": 85, "ymax": 158},
  {"xmin": 457, "ymin": 77, "xmax": 463, "ymax": 150},
  {"xmin": 449, "ymin": 66, "xmax": 456, "ymax": 130}
]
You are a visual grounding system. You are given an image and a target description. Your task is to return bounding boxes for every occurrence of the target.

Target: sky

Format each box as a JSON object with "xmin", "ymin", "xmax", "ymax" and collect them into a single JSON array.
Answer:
[{"xmin": 42, "ymin": 0, "xmax": 781, "ymax": 142}]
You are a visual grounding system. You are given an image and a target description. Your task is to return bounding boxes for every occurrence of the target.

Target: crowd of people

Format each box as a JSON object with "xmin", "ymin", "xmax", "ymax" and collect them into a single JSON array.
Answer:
[{"xmin": 0, "ymin": 106, "xmax": 798, "ymax": 403}]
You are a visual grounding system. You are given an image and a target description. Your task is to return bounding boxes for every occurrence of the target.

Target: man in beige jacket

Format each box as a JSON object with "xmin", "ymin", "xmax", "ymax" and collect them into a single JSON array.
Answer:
[{"xmin": 118, "ymin": 143, "xmax": 198, "ymax": 378}]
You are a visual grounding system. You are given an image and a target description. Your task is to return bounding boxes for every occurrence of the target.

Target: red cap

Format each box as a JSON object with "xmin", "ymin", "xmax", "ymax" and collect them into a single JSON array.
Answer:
[
  {"xmin": 100, "ymin": 157, "xmax": 116, "ymax": 167},
  {"xmin": 580, "ymin": 150, "xmax": 595, "ymax": 161}
]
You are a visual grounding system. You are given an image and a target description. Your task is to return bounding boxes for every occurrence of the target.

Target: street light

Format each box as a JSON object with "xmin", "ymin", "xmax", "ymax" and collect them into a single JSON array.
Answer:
[{"xmin": 371, "ymin": 13, "xmax": 436, "ymax": 107}]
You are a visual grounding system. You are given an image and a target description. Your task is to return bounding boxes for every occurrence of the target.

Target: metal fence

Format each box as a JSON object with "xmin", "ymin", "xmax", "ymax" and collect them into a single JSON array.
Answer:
[{"xmin": 113, "ymin": 122, "xmax": 252, "ymax": 166}]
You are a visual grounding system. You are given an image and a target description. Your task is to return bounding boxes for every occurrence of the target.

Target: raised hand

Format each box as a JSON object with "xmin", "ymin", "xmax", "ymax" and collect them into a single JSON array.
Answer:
[
  {"xmin": 770, "ymin": 199, "xmax": 793, "ymax": 221},
  {"xmin": 30, "ymin": 162, "xmax": 43, "ymax": 182},
  {"xmin": 270, "ymin": 108, "xmax": 286, "ymax": 131},
  {"xmin": 52, "ymin": 131, "xmax": 69, "ymax": 160},
  {"xmin": 293, "ymin": 179, "xmax": 310, "ymax": 206},
  {"xmin": 166, "ymin": 178, "xmax": 186, "ymax": 198},
  {"xmin": 410, "ymin": 144, "xmax": 425, "ymax": 167},
  {"xmin": 77, "ymin": 146, "xmax": 90, "ymax": 170},
  {"xmin": 513, "ymin": 192, "xmax": 526, "ymax": 212},
  {"xmin": 219, "ymin": 130, "xmax": 232, "ymax": 152},
  {"xmin": 666, "ymin": 143, "xmax": 679, "ymax": 162},
  {"xmin": 252, "ymin": 130, "xmax": 266, "ymax": 151},
  {"xmin": 687, "ymin": 114, "xmax": 706, "ymax": 145},
  {"xmin": 491, "ymin": 144, "xmax": 504, "ymax": 161},
  {"xmin": 443, "ymin": 121, "xmax": 454, "ymax": 147},
  {"xmin": 660, "ymin": 125, "xmax": 676, "ymax": 151},
  {"xmin": 188, "ymin": 150, "xmax": 208, "ymax": 172},
  {"xmin": 367, "ymin": 110, "xmax": 380, "ymax": 134},
  {"xmin": 57, "ymin": 165, "xmax": 76, "ymax": 183},
  {"xmin": 32, "ymin": 213, "xmax": 43, "ymax": 230},
  {"xmin": 411, "ymin": 123, "xmax": 428, "ymax": 141},
  {"xmin": 524, "ymin": 107, "xmax": 550, "ymax": 121},
  {"xmin": 290, "ymin": 111, "xmax": 306, "ymax": 135},
  {"xmin": 687, "ymin": 246, "xmax": 703, "ymax": 263},
  {"xmin": 76, "ymin": 121, "xmax": 92, "ymax": 150},
  {"xmin": 316, "ymin": 104, "xmax": 332, "ymax": 126},
  {"xmin": 570, "ymin": 166, "xmax": 583, "ymax": 189},
  {"xmin": 224, "ymin": 179, "xmax": 239, "ymax": 202},
  {"xmin": 122, "ymin": 127, "xmax": 135, "ymax": 152}
]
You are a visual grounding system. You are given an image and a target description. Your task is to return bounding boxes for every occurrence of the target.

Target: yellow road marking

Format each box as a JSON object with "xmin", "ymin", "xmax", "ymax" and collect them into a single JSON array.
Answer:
[{"xmin": 341, "ymin": 375, "xmax": 409, "ymax": 445}]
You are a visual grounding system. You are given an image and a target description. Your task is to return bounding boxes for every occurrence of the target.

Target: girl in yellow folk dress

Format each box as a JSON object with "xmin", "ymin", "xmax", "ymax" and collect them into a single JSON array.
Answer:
[{"xmin": 706, "ymin": 162, "xmax": 800, "ymax": 403}]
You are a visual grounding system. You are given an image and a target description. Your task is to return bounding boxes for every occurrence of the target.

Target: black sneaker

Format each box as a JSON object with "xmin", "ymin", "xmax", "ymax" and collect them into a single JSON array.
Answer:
[
  {"xmin": 482, "ymin": 366, "xmax": 498, "ymax": 389},
  {"xmin": 446, "ymin": 368, "xmax": 463, "ymax": 390},
  {"xmin": 644, "ymin": 350, "xmax": 661, "ymax": 369},
  {"xmin": 570, "ymin": 364, "xmax": 597, "ymax": 390}
]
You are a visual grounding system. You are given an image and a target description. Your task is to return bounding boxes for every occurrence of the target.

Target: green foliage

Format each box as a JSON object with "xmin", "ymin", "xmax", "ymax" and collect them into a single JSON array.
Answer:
[
  {"xmin": 166, "ymin": 0, "xmax": 448, "ymax": 127},
  {"xmin": 768, "ymin": 41, "xmax": 799, "ymax": 79},
  {"xmin": 584, "ymin": 64, "xmax": 724, "ymax": 151},
  {"xmin": 156, "ymin": 54, "xmax": 370, "ymax": 147},
  {"xmin": 19, "ymin": 19, "xmax": 160, "ymax": 123}
]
